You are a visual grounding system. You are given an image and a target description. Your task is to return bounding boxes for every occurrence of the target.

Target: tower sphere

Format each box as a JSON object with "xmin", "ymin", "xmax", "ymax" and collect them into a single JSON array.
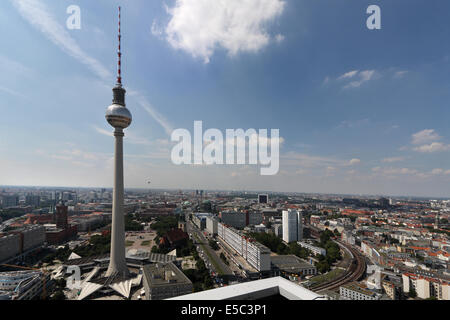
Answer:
[{"xmin": 106, "ymin": 103, "xmax": 132, "ymax": 129}]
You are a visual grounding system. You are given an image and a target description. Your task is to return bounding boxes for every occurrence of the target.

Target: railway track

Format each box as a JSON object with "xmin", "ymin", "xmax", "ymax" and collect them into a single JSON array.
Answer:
[{"xmin": 310, "ymin": 241, "xmax": 366, "ymax": 292}]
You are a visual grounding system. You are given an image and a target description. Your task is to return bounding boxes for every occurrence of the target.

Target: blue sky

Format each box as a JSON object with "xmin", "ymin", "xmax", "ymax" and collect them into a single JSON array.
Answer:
[{"xmin": 1, "ymin": 0, "xmax": 450, "ymax": 197}]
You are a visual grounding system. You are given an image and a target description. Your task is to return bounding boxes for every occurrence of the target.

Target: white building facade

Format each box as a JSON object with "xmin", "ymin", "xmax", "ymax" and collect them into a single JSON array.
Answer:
[
  {"xmin": 217, "ymin": 222, "xmax": 271, "ymax": 271},
  {"xmin": 282, "ymin": 209, "xmax": 303, "ymax": 243}
]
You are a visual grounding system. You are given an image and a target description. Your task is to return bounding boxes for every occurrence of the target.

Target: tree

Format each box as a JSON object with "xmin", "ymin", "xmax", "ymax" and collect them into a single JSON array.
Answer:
[
  {"xmin": 193, "ymin": 282, "xmax": 203, "ymax": 292},
  {"xmin": 151, "ymin": 245, "xmax": 160, "ymax": 253},
  {"xmin": 51, "ymin": 290, "xmax": 66, "ymax": 300},
  {"xmin": 196, "ymin": 259, "xmax": 207, "ymax": 272},
  {"xmin": 125, "ymin": 213, "xmax": 144, "ymax": 231},
  {"xmin": 390, "ymin": 237, "xmax": 399, "ymax": 244},
  {"xmin": 203, "ymin": 276, "xmax": 214, "ymax": 289},
  {"xmin": 209, "ymin": 240, "xmax": 219, "ymax": 251},
  {"xmin": 409, "ymin": 287, "xmax": 417, "ymax": 298},
  {"xmin": 315, "ymin": 260, "xmax": 330, "ymax": 274}
]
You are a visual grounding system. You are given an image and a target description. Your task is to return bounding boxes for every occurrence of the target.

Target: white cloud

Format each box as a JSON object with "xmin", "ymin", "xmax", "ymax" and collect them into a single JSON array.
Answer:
[
  {"xmin": 93, "ymin": 126, "xmax": 113, "ymax": 137},
  {"xmin": 151, "ymin": 20, "xmax": 164, "ymax": 38},
  {"xmin": 161, "ymin": 0, "xmax": 286, "ymax": 63},
  {"xmin": 337, "ymin": 118, "xmax": 370, "ymax": 129},
  {"xmin": 11, "ymin": 0, "xmax": 111, "ymax": 81},
  {"xmin": 413, "ymin": 142, "xmax": 450, "ymax": 153},
  {"xmin": 431, "ymin": 168, "xmax": 444, "ymax": 175},
  {"xmin": 374, "ymin": 167, "xmax": 418, "ymax": 176},
  {"xmin": 349, "ymin": 158, "xmax": 361, "ymax": 165},
  {"xmin": 93, "ymin": 125, "xmax": 169, "ymax": 147},
  {"xmin": 0, "ymin": 54, "xmax": 32, "ymax": 77},
  {"xmin": 394, "ymin": 70, "xmax": 408, "ymax": 79},
  {"xmin": 0, "ymin": 85, "xmax": 26, "ymax": 98},
  {"xmin": 131, "ymin": 93, "xmax": 174, "ymax": 136},
  {"xmin": 338, "ymin": 70, "xmax": 359, "ymax": 80},
  {"xmin": 282, "ymin": 152, "xmax": 347, "ymax": 168},
  {"xmin": 411, "ymin": 129, "xmax": 441, "ymax": 145},
  {"xmin": 275, "ymin": 34, "xmax": 285, "ymax": 43},
  {"xmin": 382, "ymin": 157, "xmax": 404, "ymax": 163},
  {"xmin": 343, "ymin": 70, "xmax": 376, "ymax": 89}
]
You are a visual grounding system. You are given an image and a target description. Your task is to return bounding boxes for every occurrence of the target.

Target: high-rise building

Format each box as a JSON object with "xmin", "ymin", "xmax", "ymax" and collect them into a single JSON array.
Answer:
[
  {"xmin": 105, "ymin": 6, "xmax": 132, "ymax": 278},
  {"xmin": 54, "ymin": 202, "xmax": 68, "ymax": 230},
  {"xmin": 258, "ymin": 194, "xmax": 268, "ymax": 204},
  {"xmin": 282, "ymin": 209, "xmax": 303, "ymax": 243},
  {"xmin": 25, "ymin": 195, "xmax": 40, "ymax": 207},
  {"xmin": 220, "ymin": 211, "xmax": 263, "ymax": 229},
  {"xmin": 434, "ymin": 212, "xmax": 440, "ymax": 230},
  {"xmin": 1, "ymin": 195, "xmax": 19, "ymax": 208},
  {"xmin": 379, "ymin": 197, "xmax": 389, "ymax": 208}
]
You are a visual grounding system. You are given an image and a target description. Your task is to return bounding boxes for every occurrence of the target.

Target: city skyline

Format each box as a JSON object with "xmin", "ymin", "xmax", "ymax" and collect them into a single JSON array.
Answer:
[{"xmin": 2, "ymin": 0, "xmax": 450, "ymax": 197}]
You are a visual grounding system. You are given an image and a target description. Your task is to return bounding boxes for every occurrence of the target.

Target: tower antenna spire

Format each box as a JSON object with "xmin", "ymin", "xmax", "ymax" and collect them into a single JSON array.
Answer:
[{"xmin": 117, "ymin": 6, "xmax": 122, "ymax": 86}]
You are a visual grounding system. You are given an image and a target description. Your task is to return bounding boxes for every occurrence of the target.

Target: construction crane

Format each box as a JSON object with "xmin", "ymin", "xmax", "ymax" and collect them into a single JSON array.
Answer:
[{"xmin": 1, "ymin": 264, "xmax": 49, "ymax": 300}]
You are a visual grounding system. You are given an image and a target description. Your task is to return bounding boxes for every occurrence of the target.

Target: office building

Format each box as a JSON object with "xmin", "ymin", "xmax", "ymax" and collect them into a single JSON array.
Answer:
[
  {"xmin": 258, "ymin": 194, "xmax": 268, "ymax": 204},
  {"xmin": 1, "ymin": 195, "xmax": 19, "ymax": 208},
  {"xmin": 217, "ymin": 222, "xmax": 271, "ymax": 272},
  {"xmin": 282, "ymin": 209, "xmax": 303, "ymax": 243},
  {"xmin": 142, "ymin": 262, "xmax": 193, "ymax": 300},
  {"xmin": 0, "ymin": 271, "xmax": 50, "ymax": 300},
  {"xmin": 271, "ymin": 255, "xmax": 317, "ymax": 280},
  {"xmin": 25, "ymin": 195, "xmax": 40, "ymax": 208},
  {"xmin": 220, "ymin": 211, "xmax": 263, "ymax": 229},
  {"xmin": 168, "ymin": 276, "xmax": 325, "ymax": 300},
  {"xmin": 297, "ymin": 241, "xmax": 326, "ymax": 256},
  {"xmin": 206, "ymin": 216, "xmax": 218, "ymax": 235},
  {"xmin": 339, "ymin": 282, "xmax": 382, "ymax": 300},
  {"xmin": 0, "ymin": 234, "xmax": 21, "ymax": 263},
  {"xmin": 21, "ymin": 225, "xmax": 46, "ymax": 252},
  {"xmin": 54, "ymin": 203, "xmax": 68, "ymax": 229},
  {"xmin": 192, "ymin": 213, "xmax": 211, "ymax": 230}
]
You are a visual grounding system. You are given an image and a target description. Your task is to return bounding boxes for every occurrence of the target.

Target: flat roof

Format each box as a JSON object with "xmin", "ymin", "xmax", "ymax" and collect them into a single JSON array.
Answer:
[
  {"xmin": 341, "ymin": 282, "xmax": 378, "ymax": 297},
  {"xmin": 271, "ymin": 255, "xmax": 315, "ymax": 272},
  {"xmin": 126, "ymin": 251, "xmax": 177, "ymax": 263},
  {"xmin": 143, "ymin": 262, "xmax": 192, "ymax": 288},
  {"xmin": 168, "ymin": 277, "xmax": 325, "ymax": 300}
]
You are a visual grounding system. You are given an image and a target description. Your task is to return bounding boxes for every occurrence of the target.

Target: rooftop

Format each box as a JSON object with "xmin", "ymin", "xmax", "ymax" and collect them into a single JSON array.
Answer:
[
  {"xmin": 271, "ymin": 255, "xmax": 315, "ymax": 273},
  {"xmin": 143, "ymin": 262, "xmax": 192, "ymax": 288},
  {"xmin": 341, "ymin": 282, "xmax": 379, "ymax": 297},
  {"xmin": 168, "ymin": 277, "xmax": 325, "ymax": 300}
]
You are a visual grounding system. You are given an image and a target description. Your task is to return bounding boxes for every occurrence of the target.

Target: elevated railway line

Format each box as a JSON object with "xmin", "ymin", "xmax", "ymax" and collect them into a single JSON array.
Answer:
[{"xmin": 310, "ymin": 241, "xmax": 366, "ymax": 292}]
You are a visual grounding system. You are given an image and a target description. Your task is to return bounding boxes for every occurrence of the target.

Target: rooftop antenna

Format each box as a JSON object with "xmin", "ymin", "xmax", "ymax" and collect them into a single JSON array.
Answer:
[{"xmin": 117, "ymin": 6, "xmax": 122, "ymax": 87}]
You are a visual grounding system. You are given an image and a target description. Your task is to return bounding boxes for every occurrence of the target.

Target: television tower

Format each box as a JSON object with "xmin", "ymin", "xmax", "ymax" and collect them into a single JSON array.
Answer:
[{"xmin": 105, "ymin": 6, "xmax": 132, "ymax": 278}]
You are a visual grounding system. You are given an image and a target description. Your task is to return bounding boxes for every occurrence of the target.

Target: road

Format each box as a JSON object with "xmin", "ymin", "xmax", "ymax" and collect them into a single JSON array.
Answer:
[{"xmin": 186, "ymin": 219, "xmax": 234, "ymax": 279}]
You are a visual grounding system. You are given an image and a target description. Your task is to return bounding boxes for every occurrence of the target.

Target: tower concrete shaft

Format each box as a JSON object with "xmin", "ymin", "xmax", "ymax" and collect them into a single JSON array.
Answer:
[{"xmin": 105, "ymin": 128, "xmax": 129, "ymax": 277}]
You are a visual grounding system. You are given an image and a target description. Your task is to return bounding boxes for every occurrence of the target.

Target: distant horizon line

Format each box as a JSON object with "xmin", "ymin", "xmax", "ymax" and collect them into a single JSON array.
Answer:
[{"xmin": 0, "ymin": 184, "xmax": 448, "ymax": 201}]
